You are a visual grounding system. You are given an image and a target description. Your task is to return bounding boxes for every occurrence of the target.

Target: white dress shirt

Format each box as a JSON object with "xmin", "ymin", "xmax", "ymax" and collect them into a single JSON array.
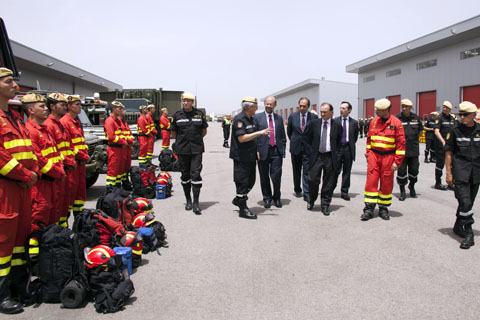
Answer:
[
  {"xmin": 319, "ymin": 118, "xmax": 331, "ymax": 152},
  {"xmin": 341, "ymin": 116, "xmax": 349, "ymax": 143}
]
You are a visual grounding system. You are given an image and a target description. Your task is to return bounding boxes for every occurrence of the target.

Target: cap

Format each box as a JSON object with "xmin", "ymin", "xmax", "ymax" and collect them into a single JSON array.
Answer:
[
  {"xmin": 442, "ymin": 101, "xmax": 452, "ymax": 109},
  {"xmin": 459, "ymin": 101, "xmax": 477, "ymax": 113},
  {"xmin": 374, "ymin": 98, "xmax": 391, "ymax": 110},
  {"xmin": 67, "ymin": 95, "xmax": 81, "ymax": 103},
  {"xmin": 401, "ymin": 99, "xmax": 413, "ymax": 106},
  {"xmin": 111, "ymin": 101, "xmax": 125, "ymax": 109},
  {"xmin": 139, "ymin": 105, "xmax": 147, "ymax": 110},
  {"xmin": 242, "ymin": 96, "xmax": 258, "ymax": 104},
  {"xmin": 21, "ymin": 93, "xmax": 47, "ymax": 104},
  {"xmin": 430, "ymin": 111, "xmax": 438, "ymax": 115},
  {"xmin": 147, "ymin": 104, "xmax": 155, "ymax": 109},
  {"xmin": 182, "ymin": 92, "xmax": 195, "ymax": 101},
  {"xmin": 48, "ymin": 93, "xmax": 68, "ymax": 103},
  {"xmin": 0, "ymin": 68, "xmax": 13, "ymax": 79}
]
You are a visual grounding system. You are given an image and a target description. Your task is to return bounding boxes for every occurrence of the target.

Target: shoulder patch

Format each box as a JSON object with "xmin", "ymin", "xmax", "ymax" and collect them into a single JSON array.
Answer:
[
  {"xmin": 435, "ymin": 120, "xmax": 439, "ymax": 124},
  {"xmin": 237, "ymin": 121, "xmax": 243, "ymax": 128},
  {"xmin": 446, "ymin": 133, "xmax": 451, "ymax": 140}
]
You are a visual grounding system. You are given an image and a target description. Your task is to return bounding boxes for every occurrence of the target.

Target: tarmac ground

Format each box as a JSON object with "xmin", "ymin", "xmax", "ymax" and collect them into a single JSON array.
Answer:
[{"xmin": 18, "ymin": 122, "xmax": 480, "ymax": 320}]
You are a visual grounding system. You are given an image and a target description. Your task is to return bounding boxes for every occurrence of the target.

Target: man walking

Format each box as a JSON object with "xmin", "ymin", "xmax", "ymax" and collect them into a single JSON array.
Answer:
[
  {"xmin": 434, "ymin": 101, "xmax": 456, "ymax": 190},
  {"xmin": 254, "ymin": 96, "xmax": 286, "ymax": 208},
  {"xmin": 424, "ymin": 111, "xmax": 438, "ymax": 163},
  {"xmin": 306, "ymin": 103, "xmax": 342, "ymax": 215},
  {"xmin": 334, "ymin": 101, "xmax": 359, "ymax": 201},
  {"xmin": 396, "ymin": 99, "xmax": 423, "ymax": 201},
  {"xmin": 287, "ymin": 97, "xmax": 317, "ymax": 202}
]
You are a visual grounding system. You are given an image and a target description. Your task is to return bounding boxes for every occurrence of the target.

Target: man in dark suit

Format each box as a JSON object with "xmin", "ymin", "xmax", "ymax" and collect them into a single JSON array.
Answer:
[
  {"xmin": 254, "ymin": 96, "xmax": 287, "ymax": 208},
  {"xmin": 287, "ymin": 97, "xmax": 318, "ymax": 202},
  {"xmin": 306, "ymin": 102, "xmax": 342, "ymax": 215},
  {"xmin": 334, "ymin": 101, "xmax": 359, "ymax": 201}
]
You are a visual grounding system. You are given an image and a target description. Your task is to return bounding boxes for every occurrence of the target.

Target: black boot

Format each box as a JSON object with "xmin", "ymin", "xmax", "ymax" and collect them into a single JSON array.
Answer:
[
  {"xmin": 434, "ymin": 176, "xmax": 447, "ymax": 191},
  {"xmin": 0, "ymin": 276, "xmax": 23, "ymax": 315},
  {"xmin": 453, "ymin": 216, "xmax": 467, "ymax": 238},
  {"xmin": 183, "ymin": 183, "xmax": 192, "ymax": 211},
  {"xmin": 409, "ymin": 183, "xmax": 417, "ymax": 198},
  {"xmin": 238, "ymin": 199, "xmax": 256, "ymax": 219},
  {"xmin": 460, "ymin": 218, "xmax": 475, "ymax": 249},
  {"xmin": 361, "ymin": 203, "xmax": 375, "ymax": 221},
  {"xmin": 192, "ymin": 187, "xmax": 202, "ymax": 215},
  {"xmin": 379, "ymin": 206, "xmax": 390, "ymax": 220},
  {"xmin": 399, "ymin": 185, "xmax": 406, "ymax": 201},
  {"xmin": 424, "ymin": 151, "xmax": 429, "ymax": 163}
]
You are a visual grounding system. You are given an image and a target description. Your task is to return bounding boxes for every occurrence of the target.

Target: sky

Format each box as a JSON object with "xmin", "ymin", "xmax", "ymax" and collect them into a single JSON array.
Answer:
[{"xmin": 2, "ymin": 0, "xmax": 480, "ymax": 114}]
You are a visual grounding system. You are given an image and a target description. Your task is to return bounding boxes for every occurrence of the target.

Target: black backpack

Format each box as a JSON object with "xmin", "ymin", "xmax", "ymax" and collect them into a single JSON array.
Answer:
[
  {"xmin": 26, "ymin": 225, "xmax": 75, "ymax": 303},
  {"xmin": 130, "ymin": 166, "xmax": 155, "ymax": 199},
  {"xmin": 159, "ymin": 149, "xmax": 176, "ymax": 171},
  {"xmin": 96, "ymin": 188, "xmax": 132, "ymax": 221}
]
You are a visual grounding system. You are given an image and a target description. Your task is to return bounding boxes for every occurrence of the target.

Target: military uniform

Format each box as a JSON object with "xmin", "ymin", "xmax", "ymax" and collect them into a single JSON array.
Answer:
[
  {"xmin": 396, "ymin": 109, "xmax": 423, "ymax": 199},
  {"xmin": 171, "ymin": 103, "xmax": 208, "ymax": 214},
  {"xmin": 445, "ymin": 101, "xmax": 480, "ymax": 249},
  {"xmin": 359, "ymin": 119, "xmax": 364, "ymax": 138},
  {"xmin": 424, "ymin": 115, "xmax": 437, "ymax": 162},
  {"xmin": 222, "ymin": 117, "xmax": 231, "ymax": 147},
  {"xmin": 434, "ymin": 111, "xmax": 456, "ymax": 188}
]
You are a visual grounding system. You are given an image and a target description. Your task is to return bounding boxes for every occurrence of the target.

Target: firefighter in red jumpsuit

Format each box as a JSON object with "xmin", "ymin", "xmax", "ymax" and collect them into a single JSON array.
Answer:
[
  {"xmin": 137, "ymin": 105, "xmax": 150, "ymax": 166},
  {"xmin": 361, "ymin": 98, "xmax": 405, "ymax": 221},
  {"xmin": 146, "ymin": 104, "xmax": 157, "ymax": 165},
  {"xmin": 23, "ymin": 94, "xmax": 66, "ymax": 230},
  {"xmin": 160, "ymin": 107, "xmax": 170, "ymax": 149},
  {"xmin": 104, "ymin": 101, "xmax": 128, "ymax": 191},
  {"xmin": 61, "ymin": 96, "xmax": 90, "ymax": 215},
  {"xmin": 44, "ymin": 93, "xmax": 77, "ymax": 227},
  {"xmin": 120, "ymin": 107, "xmax": 134, "ymax": 190},
  {"xmin": 0, "ymin": 68, "xmax": 39, "ymax": 314}
]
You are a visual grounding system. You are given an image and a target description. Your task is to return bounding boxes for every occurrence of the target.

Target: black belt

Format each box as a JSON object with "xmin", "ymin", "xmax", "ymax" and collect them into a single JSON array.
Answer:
[
  {"xmin": 107, "ymin": 144, "xmax": 123, "ymax": 148},
  {"xmin": 319, "ymin": 151, "xmax": 331, "ymax": 155},
  {"xmin": 371, "ymin": 149, "xmax": 395, "ymax": 155},
  {"xmin": 41, "ymin": 174, "xmax": 55, "ymax": 181}
]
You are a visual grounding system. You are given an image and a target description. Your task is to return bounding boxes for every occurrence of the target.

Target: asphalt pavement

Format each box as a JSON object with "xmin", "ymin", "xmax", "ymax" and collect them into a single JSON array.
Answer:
[{"xmin": 18, "ymin": 122, "xmax": 480, "ymax": 320}]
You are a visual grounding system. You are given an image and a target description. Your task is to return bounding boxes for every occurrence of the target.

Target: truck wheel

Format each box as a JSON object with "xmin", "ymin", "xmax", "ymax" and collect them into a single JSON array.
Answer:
[
  {"xmin": 131, "ymin": 141, "xmax": 140, "ymax": 160},
  {"xmin": 86, "ymin": 170, "xmax": 100, "ymax": 188}
]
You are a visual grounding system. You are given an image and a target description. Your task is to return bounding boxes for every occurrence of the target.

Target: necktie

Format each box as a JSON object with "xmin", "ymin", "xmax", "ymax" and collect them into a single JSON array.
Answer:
[
  {"xmin": 301, "ymin": 115, "xmax": 306, "ymax": 132},
  {"xmin": 269, "ymin": 114, "xmax": 275, "ymax": 146},
  {"xmin": 342, "ymin": 118, "xmax": 347, "ymax": 143},
  {"xmin": 319, "ymin": 120, "xmax": 328, "ymax": 153}
]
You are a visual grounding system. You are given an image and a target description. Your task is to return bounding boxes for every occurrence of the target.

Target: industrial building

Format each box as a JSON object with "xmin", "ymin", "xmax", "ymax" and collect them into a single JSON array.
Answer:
[
  {"xmin": 11, "ymin": 40, "xmax": 122, "ymax": 95},
  {"xmin": 263, "ymin": 78, "xmax": 358, "ymax": 120},
  {"xmin": 346, "ymin": 15, "xmax": 480, "ymax": 119}
]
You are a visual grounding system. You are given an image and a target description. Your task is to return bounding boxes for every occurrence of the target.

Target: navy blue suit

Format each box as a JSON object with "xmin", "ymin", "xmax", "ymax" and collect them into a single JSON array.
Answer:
[
  {"xmin": 254, "ymin": 112, "xmax": 286, "ymax": 201},
  {"xmin": 287, "ymin": 111, "xmax": 318, "ymax": 199}
]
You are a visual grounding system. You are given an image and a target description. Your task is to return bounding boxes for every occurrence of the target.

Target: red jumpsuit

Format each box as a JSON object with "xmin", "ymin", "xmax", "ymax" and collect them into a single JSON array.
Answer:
[
  {"xmin": 61, "ymin": 113, "xmax": 89, "ymax": 215},
  {"xmin": 104, "ymin": 114, "xmax": 127, "ymax": 188},
  {"xmin": 146, "ymin": 113, "xmax": 156, "ymax": 162},
  {"xmin": 121, "ymin": 118, "xmax": 134, "ymax": 182},
  {"xmin": 43, "ymin": 115, "xmax": 77, "ymax": 226},
  {"xmin": 160, "ymin": 113, "xmax": 170, "ymax": 149},
  {"xmin": 364, "ymin": 115, "xmax": 406, "ymax": 207},
  {"xmin": 25, "ymin": 119, "xmax": 66, "ymax": 230},
  {"xmin": 137, "ymin": 114, "xmax": 150, "ymax": 165},
  {"xmin": 0, "ymin": 108, "xmax": 38, "ymax": 294}
]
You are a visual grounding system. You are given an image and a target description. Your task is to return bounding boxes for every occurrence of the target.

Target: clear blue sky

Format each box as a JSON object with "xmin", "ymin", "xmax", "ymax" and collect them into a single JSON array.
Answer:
[{"xmin": 2, "ymin": 0, "xmax": 479, "ymax": 113}]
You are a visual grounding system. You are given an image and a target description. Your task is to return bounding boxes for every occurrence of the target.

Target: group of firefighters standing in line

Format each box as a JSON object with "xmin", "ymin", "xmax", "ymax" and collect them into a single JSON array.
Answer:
[{"xmin": 0, "ymin": 67, "xmax": 93, "ymax": 314}]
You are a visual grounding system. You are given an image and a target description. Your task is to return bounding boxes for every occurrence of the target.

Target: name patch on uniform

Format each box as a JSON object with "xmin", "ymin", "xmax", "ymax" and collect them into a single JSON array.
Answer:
[
  {"xmin": 194, "ymin": 115, "xmax": 202, "ymax": 119},
  {"xmin": 388, "ymin": 125, "xmax": 396, "ymax": 130},
  {"xmin": 435, "ymin": 120, "xmax": 439, "ymax": 124},
  {"xmin": 446, "ymin": 133, "xmax": 451, "ymax": 140},
  {"xmin": 237, "ymin": 121, "xmax": 243, "ymax": 128}
]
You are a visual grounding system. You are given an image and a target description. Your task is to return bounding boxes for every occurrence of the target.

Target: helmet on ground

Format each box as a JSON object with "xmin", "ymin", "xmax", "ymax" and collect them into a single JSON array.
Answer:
[
  {"xmin": 159, "ymin": 171, "xmax": 171, "ymax": 179},
  {"xmin": 133, "ymin": 197, "xmax": 153, "ymax": 214},
  {"xmin": 133, "ymin": 212, "xmax": 156, "ymax": 228},
  {"xmin": 156, "ymin": 176, "xmax": 168, "ymax": 186},
  {"xmin": 85, "ymin": 245, "xmax": 115, "ymax": 268},
  {"xmin": 121, "ymin": 231, "xmax": 143, "ymax": 256}
]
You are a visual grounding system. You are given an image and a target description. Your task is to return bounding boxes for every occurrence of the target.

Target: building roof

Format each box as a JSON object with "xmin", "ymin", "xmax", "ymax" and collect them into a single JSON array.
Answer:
[
  {"xmin": 346, "ymin": 15, "xmax": 480, "ymax": 74},
  {"xmin": 11, "ymin": 40, "xmax": 122, "ymax": 90},
  {"xmin": 263, "ymin": 78, "xmax": 357, "ymax": 100}
]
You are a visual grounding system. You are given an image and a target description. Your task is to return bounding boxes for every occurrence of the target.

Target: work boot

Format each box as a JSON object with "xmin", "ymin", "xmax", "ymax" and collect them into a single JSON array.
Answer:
[
  {"xmin": 453, "ymin": 217, "xmax": 467, "ymax": 238},
  {"xmin": 238, "ymin": 199, "xmax": 256, "ymax": 219},
  {"xmin": 183, "ymin": 183, "xmax": 192, "ymax": 211},
  {"xmin": 460, "ymin": 218, "xmax": 475, "ymax": 249},
  {"xmin": 361, "ymin": 203, "xmax": 375, "ymax": 221},
  {"xmin": 192, "ymin": 187, "xmax": 202, "ymax": 215},
  {"xmin": 430, "ymin": 157, "xmax": 436, "ymax": 163},
  {"xmin": 0, "ymin": 298, "xmax": 23, "ymax": 315},
  {"xmin": 409, "ymin": 183, "xmax": 417, "ymax": 198},
  {"xmin": 434, "ymin": 180, "xmax": 448, "ymax": 191},
  {"xmin": 399, "ymin": 185, "xmax": 406, "ymax": 201},
  {"xmin": 232, "ymin": 196, "xmax": 240, "ymax": 207},
  {"xmin": 378, "ymin": 206, "xmax": 390, "ymax": 220},
  {"xmin": 424, "ymin": 152, "xmax": 429, "ymax": 163}
]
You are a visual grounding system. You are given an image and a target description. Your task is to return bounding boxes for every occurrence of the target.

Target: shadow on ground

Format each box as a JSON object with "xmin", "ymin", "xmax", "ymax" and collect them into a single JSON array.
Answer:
[{"xmin": 438, "ymin": 227, "xmax": 480, "ymax": 244}]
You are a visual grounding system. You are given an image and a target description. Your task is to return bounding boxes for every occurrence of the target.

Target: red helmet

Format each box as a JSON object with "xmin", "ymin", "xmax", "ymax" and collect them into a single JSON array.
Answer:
[
  {"xmin": 122, "ymin": 231, "xmax": 143, "ymax": 256},
  {"xmin": 156, "ymin": 176, "xmax": 168, "ymax": 186},
  {"xmin": 85, "ymin": 245, "xmax": 115, "ymax": 268},
  {"xmin": 159, "ymin": 171, "xmax": 171, "ymax": 180},
  {"xmin": 133, "ymin": 212, "xmax": 156, "ymax": 228},
  {"xmin": 133, "ymin": 197, "xmax": 153, "ymax": 214}
]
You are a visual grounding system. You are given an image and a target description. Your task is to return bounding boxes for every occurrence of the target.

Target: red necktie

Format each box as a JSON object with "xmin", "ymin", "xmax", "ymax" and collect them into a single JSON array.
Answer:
[{"xmin": 269, "ymin": 114, "xmax": 275, "ymax": 146}]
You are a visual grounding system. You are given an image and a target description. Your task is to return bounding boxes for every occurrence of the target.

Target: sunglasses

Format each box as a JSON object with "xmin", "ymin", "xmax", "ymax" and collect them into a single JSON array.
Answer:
[{"xmin": 459, "ymin": 112, "xmax": 474, "ymax": 117}]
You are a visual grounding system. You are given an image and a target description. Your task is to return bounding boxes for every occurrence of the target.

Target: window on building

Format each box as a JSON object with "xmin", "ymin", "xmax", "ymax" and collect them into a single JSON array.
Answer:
[
  {"xmin": 461, "ymin": 47, "xmax": 480, "ymax": 60},
  {"xmin": 416, "ymin": 59, "xmax": 437, "ymax": 70},
  {"xmin": 386, "ymin": 69, "xmax": 401, "ymax": 77},
  {"xmin": 363, "ymin": 75, "xmax": 375, "ymax": 83}
]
